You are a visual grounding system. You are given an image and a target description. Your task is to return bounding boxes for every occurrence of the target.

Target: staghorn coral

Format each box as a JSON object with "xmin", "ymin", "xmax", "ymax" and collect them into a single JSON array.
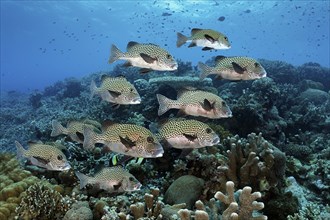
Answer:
[{"xmin": 15, "ymin": 182, "xmax": 72, "ymax": 220}]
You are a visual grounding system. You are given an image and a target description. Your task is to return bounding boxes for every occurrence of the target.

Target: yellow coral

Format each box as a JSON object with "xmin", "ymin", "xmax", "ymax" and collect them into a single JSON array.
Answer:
[{"xmin": 0, "ymin": 153, "xmax": 41, "ymax": 220}]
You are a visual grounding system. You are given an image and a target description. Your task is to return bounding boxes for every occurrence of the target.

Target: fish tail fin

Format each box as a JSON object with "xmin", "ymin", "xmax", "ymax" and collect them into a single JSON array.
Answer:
[
  {"xmin": 176, "ymin": 32, "xmax": 188, "ymax": 47},
  {"xmin": 51, "ymin": 120, "xmax": 67, "ymax": 137},
  {"xmin": 90, "ymin": 80, "xmax": 98, "ymax": 99},
  {"xmin": 156, "ymin": 94, "xmax": 174, "ymax": 116},
  {"xmin": 108, "ymin": 44, "xmax": 123, "ymax": 63},
  {"xmin": 15, "ymin": 141, "xmax": 26, "ymax": 161},
  {"xmin": 83, "ymin": 127, "xmax": 97, "ymax": 150},
  {"xmin": 75, "ymin": 172, "xmax": 91, "ymax": 189},
  {"xmin": 198, "ymin": 62, "xmax": 212, "ymax": 80}
]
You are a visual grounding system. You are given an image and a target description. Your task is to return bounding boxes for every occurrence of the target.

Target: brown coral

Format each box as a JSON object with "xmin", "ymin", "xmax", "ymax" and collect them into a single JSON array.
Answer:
[{"xmin": 218, "ymin": 133, "xmax": 285, "ymax": 191}]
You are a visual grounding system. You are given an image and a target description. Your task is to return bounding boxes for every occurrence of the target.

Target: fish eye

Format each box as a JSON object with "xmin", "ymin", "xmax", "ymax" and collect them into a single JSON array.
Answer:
[
  {"xmin": 130, "ymin": 88, "xmax": 134, "ymax": 92},
  {"xmin": 57, "ymin": 155, "xmax": 63, "ymax": 160},
  {"xmin": 224, "ymin": 36, "xmax": 228, "ymax": 40},
  {"xmin": 221, "ymin": 101, "xmax": 226, "ymax": 105},
  {"xmin": 147, "ymin": 136, "xmax": 154, "ymax": 143},
  {"xmin": 129, "ymin": 177, "xmax": 134, "ymax": 181},
  {"xmin": 254, "ymin": 62, "xmax": 259, "ymax": 67},
  {"xmin": 206, "ymin": 128, "xmax": 212, "ymax": 134},
  {"xmin": 166, "ymin": 54, "xmax": 172, "ymax": 59}
]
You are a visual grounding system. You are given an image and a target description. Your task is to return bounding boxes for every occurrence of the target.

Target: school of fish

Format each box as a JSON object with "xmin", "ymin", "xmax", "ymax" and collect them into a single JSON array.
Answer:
[{"xmin": 15, "ymin": 27, "xmax": 268, "ymax": 193}]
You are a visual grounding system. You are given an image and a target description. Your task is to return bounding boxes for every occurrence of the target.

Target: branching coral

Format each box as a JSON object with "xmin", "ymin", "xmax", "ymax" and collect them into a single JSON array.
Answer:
[
  {"xmin": 214, "ymin": 181, "xmax": 267, "ymax": 220},
  {"xmin": 15, "ymin": 182, "xmax": 72, "ymax": 219},
  {"xmin": 218, "ymin": 133, "xmax": 286, "ymax": 191}
]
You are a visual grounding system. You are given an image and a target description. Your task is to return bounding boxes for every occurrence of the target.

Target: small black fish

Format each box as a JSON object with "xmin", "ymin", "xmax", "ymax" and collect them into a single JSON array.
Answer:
[{"xmin": 162, "ymin": 12, "xmax": 172, "ymax": 16}]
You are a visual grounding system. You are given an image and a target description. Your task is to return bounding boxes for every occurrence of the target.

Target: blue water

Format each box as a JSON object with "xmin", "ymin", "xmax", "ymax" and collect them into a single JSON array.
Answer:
[{"xmin": 1, "ymin": 1, "xmax": 329, "ymax": 92}]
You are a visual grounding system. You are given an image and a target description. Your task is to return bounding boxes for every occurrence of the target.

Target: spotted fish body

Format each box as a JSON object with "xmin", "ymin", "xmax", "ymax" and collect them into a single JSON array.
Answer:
[
  {"xmin": 83, "ymin": 122, "xmax": 164, "ymax": 158},
  {"xmin": 90, "ymin": 75, "xmax": 141, "ymax": 105},
  {"xmin": 15, "ymin": 141, "xmax": 71, "ymax": 171},
  {"xmin": 108, "ymin": 41, "xmax": 178, "ymax": 73},
  {"xmin": 157, "ymin": 89, "xmax": 232, "ymax": 119},
  {"xmin": 177, "ymin": 28, "xmax": 231, "ymax": 50},
  {"xmin": 75, "ymin": 166, "xmax": 141, "ymax": 193},
  {"xmin": 158, "ymin": 119, "xmax": 220, "ymax": 149},
  {"xmin": 199, "ymin": 56, "xmax": 267, "ymax": 81},
  {"xmin": 51, "ymin": 120, "xmax": 102, "ymax": 143}
]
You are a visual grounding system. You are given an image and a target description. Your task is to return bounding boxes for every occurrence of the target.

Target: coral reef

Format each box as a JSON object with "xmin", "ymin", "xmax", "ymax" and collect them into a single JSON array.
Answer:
[
  {"xmin": 213, "ymin": 181, "xmax": 267, "ymax": 220},
  {"xmin": 0, "ymin": 154, "xmax": 40, "ymax": 220},
  {"xmin": 0, "ymin": 59, "xmax": 329, "ymax": 219},
  {"xmin": 164, "ymin": 175, "xmax": 205, "ymax": 209},
  {"xmin": 218, "ymin": 133, "xmax": 286, "ymax": 191},
  {"xmin": 15, "ymin": 182, "xmax": 72, "ymax": 219}
]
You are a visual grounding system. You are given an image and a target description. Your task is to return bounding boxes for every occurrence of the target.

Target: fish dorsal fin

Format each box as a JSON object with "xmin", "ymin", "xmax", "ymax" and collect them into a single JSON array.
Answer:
[
  {"xmin": 177, "ymin": 86, "xmax": 197, "ymax": 98},
  {"xmin": 215, "ymin": 56, "xmax": 226, "ymax": 63},
  {"xmin": 232, "ymin": 62, "xmax": 246, "ymax": 74},
  {"xmin": 102, "ymin": 120, "xmax": 117, "ymax": 131},
  {"xmin": 201, "ymin": 99, "xmax": 215, "ymax": 111},
  {"xmin": 191, "ymin": 28, "xmax": 202, "ymax": 35},
  {"xmin": 116, "ymin": 74, "xmax": 126, "ymax": 79},
  {"xmin": 127, "ymin": 41, "xmax": 139, "ymax": 50},
  {"xmin": 101, "ymin": 74, "xmax": 110, "ymax": 81},
  {"xmin": 140, "ymin": 53, "xmax": 157, "ymax": 64},
  {"xmin": 27, "ymin": 140, "xmax": 43, "ymax": 148},
  {"xmin": 204, "ymin": 34, "xmax": 216, "ymax": 43},
  {"xmin": 183, "ymin": 133, "xmax": 198, "ymax": 142},
  {"xmin": 119, "ymin": 136, "xmax": 136, "ymax": 150},
  {"xmin": 108, "ymin": 90, "xmax": 121, "ymax": 98}
]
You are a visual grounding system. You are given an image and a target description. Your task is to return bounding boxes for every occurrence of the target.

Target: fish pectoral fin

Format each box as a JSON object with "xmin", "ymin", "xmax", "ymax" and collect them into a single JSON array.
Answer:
[
  {"xmin": 202, "ymin": 47, "xmax": 213, "ymax": 51},
  {"xmin": 204, "ymin": 34, "xmax": 216, "ymax": 43},
  {"xmin": 32, "ymin": 156, "xmax": 50, "ymax": 165},
  {"xmin": 75, "ymin": 132, "xmax": 85, "ymax": 142},
  {"xmin": 188, "ymin": 42, "xmax": 197, "ymax": 48},
  {"xmin": 201, "ymin": 99, "xmax": 214, "ymax": 111},
  {"xmin": 232, "ymin": 62, "xmax": 246, "ymax": 74},
  {"xmin": 183, "ymin": 133, "xmax": 198, "ymax": 142},
  {"xmin": 108, "ymin": 90, "xmax": 121, "ymax": 98},
  {"xmin": 113, "ymin": 180, "xmax": 123, "ymax": 191},
  {"xmin": 140, "ymin": 53, "xmax": 157, "ymax": 64},
  {"xmin": 119, "ymin": 135, "xmax": 136, "ymax": 149},
  {"xmin": 139, "ymin": 68, "xmax": 152, "ymax": 74}
]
